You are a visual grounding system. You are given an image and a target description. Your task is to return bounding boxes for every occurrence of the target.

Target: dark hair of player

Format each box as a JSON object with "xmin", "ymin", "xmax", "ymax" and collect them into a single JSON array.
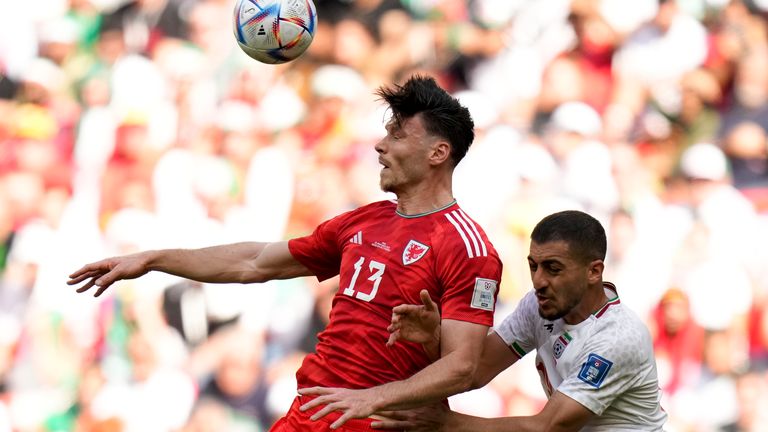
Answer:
[
  {"xmin": 376, "ymin": 75, "xmax": 475, "ymax": 166},
  {"xmin": 531, "ymin": 210, "xmax": 607, "ymax": 263}
]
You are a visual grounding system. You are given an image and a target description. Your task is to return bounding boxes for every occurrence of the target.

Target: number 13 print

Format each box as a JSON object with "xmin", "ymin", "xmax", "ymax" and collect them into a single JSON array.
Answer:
[{"xmin": 342, "ymin": 256, "xmax": 386, "ymax": 302}]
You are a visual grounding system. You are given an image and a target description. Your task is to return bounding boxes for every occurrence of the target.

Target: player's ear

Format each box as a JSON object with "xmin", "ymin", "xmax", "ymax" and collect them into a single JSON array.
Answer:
[
  {"xmin": 587, "ymin": 259, "xmax": 604, "ymax": 283},
  {"xmin": 429, "ymin": 140, "xmax": 452, "ymax": 166}
]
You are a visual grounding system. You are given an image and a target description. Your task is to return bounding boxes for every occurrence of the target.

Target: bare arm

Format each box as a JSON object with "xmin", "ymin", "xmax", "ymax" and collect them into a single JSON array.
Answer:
[
  {"xmin": 67, "ymin": 241, "xmax": 312, "ymax": 296},
  {"xmin": 442, "ymin": 391, "xmax": 594, "ymax": 432},
  {"xmin": 376, "ymin": 317, "xmax": 489, "ymax": 408},
  {"xmin": 378, "ymin": 323, "xmax": 520, "ymax": 407},
  {"xmin": 386, "ymin": 292, "xmax": 519, "ymax": 389},
  {"xmin": 299, "ymin": 318, "xmax": 489, "ymax": 428},
  {"xmin": 372, "ymin": 391, "xmax": 594, "ymax": 432},
  {"xmin": 471, "ymin": 330, "xmax": 520, "ymax": 389}
]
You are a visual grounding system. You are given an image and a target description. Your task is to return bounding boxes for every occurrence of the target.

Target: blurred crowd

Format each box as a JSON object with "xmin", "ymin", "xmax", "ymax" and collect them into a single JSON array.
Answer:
[{"xmin": 1, "ymin": 0, "xmax": 768, "ymax": 430}]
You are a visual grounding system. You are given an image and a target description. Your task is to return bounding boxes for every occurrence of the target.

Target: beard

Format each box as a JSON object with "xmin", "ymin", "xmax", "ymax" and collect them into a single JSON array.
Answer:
[
  {"xmin": 380, "ymin": 177, "xmax": 394, "ymax": 193},
  {"xmin": 537, "ymin": 290, "xmax": 582, "ymax": 321},
  {"xmin": 379, "ymin": 169, "xmax": 403, "ymax": 194},
  {"xmin": 538, "ymin": 307, "xmax": 567, "ymax": 321}
]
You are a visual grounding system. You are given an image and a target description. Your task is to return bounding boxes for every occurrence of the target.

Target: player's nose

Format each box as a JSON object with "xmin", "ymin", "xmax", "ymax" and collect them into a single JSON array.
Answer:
[
  {"xmin": 531, "ymin": 268, "xmax": 548, "ymax": 291},
  {"xmin": 374, "ymin": 137, "xmax": 387, "ymax": 154}
]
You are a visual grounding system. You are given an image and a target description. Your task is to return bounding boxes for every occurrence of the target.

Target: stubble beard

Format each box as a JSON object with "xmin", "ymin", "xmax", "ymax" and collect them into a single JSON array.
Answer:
[
  {"xmin": 537, "ymin": 291, "xmax": 581, "ymax": 321},
  {"xmin": 538, "ymin": 307, "xmax": 566, "ymax": 321}
]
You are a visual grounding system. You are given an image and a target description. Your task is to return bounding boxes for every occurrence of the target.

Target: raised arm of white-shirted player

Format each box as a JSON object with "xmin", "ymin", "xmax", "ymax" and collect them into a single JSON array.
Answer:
[
  {"xmin": 68, "ymin": 241, "xmax": 313, "ymax": 296},
  {"xmin": 470, "ymin": 330, "xmax": 522, "ymax": 389}
]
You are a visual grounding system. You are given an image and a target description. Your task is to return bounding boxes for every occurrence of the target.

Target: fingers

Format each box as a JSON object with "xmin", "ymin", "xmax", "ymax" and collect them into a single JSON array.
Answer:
[
  {"xmin": 67, "ymin": 271, "xmax": 94, "ymax": 285},
  {"xmin": 69, "ymin": 262, "xmax": 114, "ymax": 297},
  {"xmin": 373, "ymin": 411, "xmax": 408, "ymax": 421},
  {"xmin": 94, "ymin": 284, "xmax": 110, "ymax": 297},
  {"xmin": 370, "ymin": 419, "xmax": 410, "ymax": 429},
  {"xmin": 419, "ymin": 289, "xmax": 436, "ymax": 311},
  {"xmin": 310, "ymin": 403, "xmax": 337, "ymax": 422},
  {"xmin": 386, "ymin": 329, "xmax": 399, "ymax": 347},
  {"xmin": 298, "ymin": 397, "xmax": 324, "ymax": 412},
  {"xmin": 70, "ymin": 269, "xmax": 114, "ymax": 297},
  {"xmin": 392, "ymin": 304, "xmax": 423, "ymax": 315},
  {"xmin": 298, "ymin": 387, "xmax": 336, "ymax": 413},
  {"xmin": 298, "ymin": 386, "xmax": 332, "ymax": 397},
  {"xmin": 330, "ymin": 411, "xmax": 354, "ymax": 429},
  {"xmin": 74, "ymin": 279, "xmax": 96, "ymax": 293},
  {"xmin": 67, "ymin": 264, "xmax": 94, "ymax": 282}
]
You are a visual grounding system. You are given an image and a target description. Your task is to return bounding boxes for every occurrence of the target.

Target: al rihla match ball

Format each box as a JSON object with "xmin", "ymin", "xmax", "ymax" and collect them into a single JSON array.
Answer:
[{"xmin": 233, "ymin": 0, "xmax": 317, "ymax": 64}]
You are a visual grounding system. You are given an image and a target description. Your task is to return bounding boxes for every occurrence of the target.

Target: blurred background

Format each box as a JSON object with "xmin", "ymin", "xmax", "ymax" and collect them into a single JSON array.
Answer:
[{"xmin": 1, "ymin": 0, "xmax": 768, "ymax": 430}]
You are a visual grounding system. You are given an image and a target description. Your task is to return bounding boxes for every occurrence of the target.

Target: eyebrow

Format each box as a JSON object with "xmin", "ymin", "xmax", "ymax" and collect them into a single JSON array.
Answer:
[{"xmin": 528, "ymin": 257, "xmax": 564, "ymax": 266}]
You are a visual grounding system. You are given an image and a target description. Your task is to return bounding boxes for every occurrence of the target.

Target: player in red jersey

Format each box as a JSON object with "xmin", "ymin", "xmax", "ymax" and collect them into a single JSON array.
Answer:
[{"xmin": 67, "ymin": 75, "xmax": 503, "ymax": 431}]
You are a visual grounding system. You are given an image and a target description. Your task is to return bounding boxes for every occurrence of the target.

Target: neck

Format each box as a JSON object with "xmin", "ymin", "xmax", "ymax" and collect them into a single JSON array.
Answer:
[
  {"xmin": 563, "ymin": 282, "xmax": 610, "ymax": 325},
  {"xmin": 396, "ymin": 191, "xmax": 455, "ymax": 215},
  {"xmin": 394, "ymin": 178, "xmax": 454, "ymax": 216}
]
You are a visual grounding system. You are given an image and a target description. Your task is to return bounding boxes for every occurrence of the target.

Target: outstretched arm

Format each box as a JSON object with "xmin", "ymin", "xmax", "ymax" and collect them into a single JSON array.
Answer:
[{"xmin": 67, "ymin": 241, "xmax": 312, "ymax": 296}]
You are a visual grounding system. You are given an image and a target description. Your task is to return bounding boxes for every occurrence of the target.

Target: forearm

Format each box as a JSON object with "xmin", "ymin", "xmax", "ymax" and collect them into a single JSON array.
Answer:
[
  {"xmin": 420, "ymin": 323, "xmax": 441, "ymax": 361},
  {"xmin": 423, "ymin": 339, "xmax": 440, "ymax": 362},
  {"xmin": 443, "ymin": 391, "xmax": 593, "ymax": 432},
  {"xmin": 444, "ymin": 411, "xmax": 549, "ymax": 432},
  {"xmin": 146, "ymin": 242, "xmax": 271, "ymax": 283},
  {"xmin": 372, "ymin": 350, "xmax": 477, "ymax": 412}
]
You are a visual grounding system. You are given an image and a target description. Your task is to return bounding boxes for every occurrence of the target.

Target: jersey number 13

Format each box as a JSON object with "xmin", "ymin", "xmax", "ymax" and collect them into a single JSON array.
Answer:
[{"xmin": 342, "ymin": 256, "xmax": 386, "ymax": 302}]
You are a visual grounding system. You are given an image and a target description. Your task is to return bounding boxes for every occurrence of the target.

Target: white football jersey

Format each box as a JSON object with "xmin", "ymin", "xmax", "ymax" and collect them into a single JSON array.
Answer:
[{"xmin": 494, "ymin": 283, "xmax": 667, "ymax": 431}]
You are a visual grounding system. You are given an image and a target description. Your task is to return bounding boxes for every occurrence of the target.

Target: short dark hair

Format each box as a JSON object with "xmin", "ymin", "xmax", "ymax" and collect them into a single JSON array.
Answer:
[
  {"xmin": 531, "ymin": 210, "xmax": 607, "ymax": 263},
  {"xmin": 376, "ymin": 75, "xmax": 474, "ymax": 165}
]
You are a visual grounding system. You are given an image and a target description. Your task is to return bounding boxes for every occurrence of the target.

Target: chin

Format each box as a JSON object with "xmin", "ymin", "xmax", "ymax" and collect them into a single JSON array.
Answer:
[
  {"xmin": 379, "ymin": 178, "xmax": 399, "ymax": 194},
  {"xmin": 538, "ymin": 307, "xmax": 565, "ymax": 321}
]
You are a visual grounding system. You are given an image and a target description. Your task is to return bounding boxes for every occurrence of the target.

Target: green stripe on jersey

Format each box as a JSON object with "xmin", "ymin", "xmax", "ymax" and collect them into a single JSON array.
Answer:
[{"xmin": 511, "ymin": 341, "xmax": 527, "ymax": 358}]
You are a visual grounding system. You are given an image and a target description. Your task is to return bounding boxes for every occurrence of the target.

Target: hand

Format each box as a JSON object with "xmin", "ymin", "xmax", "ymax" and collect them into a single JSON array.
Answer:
[
  {"xmin": 371, "ymin": 403, "xmax": 449, "ymax": 431},
  {"xmin": 67, "ymin": 253, "xmax": 152, "ymax": 297},
  {"xmin": 387, "ymin": 289, "xmax": 441, "ymax": 347},
  {"xmin": 298, "ymin": 386, "xmax": 380, "ymax": 429}
]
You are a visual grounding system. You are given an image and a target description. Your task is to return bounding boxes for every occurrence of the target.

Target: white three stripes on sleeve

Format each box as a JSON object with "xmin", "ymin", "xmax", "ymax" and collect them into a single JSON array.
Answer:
[
  {"xmin": 457, "ymin": 209, "xmax": 488, "ymax": 256},
  {"xmin": 445, "ymin": 210, "xmax": 488, "ymax": 258}
]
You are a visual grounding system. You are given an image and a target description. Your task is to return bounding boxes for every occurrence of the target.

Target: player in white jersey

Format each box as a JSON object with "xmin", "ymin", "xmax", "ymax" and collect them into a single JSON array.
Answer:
[{"xmin": 377, "ymin": 210, "xmax": 667, "ymax": 431}]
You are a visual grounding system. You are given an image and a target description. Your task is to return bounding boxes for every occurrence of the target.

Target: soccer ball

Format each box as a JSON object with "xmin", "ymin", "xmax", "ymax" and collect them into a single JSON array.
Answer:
[{"xmin": 233, "ymin": 0, "xmax": 317, "ymax": 64}]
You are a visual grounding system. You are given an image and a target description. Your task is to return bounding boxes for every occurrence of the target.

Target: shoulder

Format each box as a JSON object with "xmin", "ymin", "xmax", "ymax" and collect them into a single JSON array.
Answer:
[
  {"xmin": 434, "ymin": 205, "xmax": 496, "ymax": 258},
  {"xmin": 587, "ymin": 306, "xmax": 654, "ymax": 360}
]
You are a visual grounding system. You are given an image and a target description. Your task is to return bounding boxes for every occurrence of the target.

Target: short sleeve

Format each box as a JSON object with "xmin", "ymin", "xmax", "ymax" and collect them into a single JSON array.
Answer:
[
  {"xmin": 437, "ymin": 236, "xmax": 502, "ymax": 327},
  {"xmin": 288, "ymin": 216, "xmax": 343, "ymax": 281},
  {"xmin": 493, "ymin": 291, "xmax": 538, "ymax": 358}
]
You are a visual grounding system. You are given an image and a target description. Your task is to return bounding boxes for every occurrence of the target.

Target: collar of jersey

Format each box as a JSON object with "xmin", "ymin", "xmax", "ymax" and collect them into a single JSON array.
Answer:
[
  {"xmin": 395, "ymin": 199, "xmax": 457, "ymax": 218},
  {"xmin": 592, "ymin": 282, "xmax": 620, "ymax": 318}
]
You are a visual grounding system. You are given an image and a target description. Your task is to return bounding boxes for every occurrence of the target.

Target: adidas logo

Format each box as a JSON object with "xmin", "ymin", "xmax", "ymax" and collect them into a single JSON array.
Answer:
[
  {"xmin": 349, "ymin": 231, "xmax": 362, "ymax": 245},
  {"xmin": 257, "ymin": 25, "xmax": 266, "ymax": 36}
]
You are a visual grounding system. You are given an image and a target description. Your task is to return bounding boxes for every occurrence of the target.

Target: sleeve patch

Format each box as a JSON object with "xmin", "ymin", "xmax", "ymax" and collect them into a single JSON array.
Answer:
[
  {"xmin": 470, "ymin": 277, "xmax": 497, "ymax": 311},
  {"xmin": 578, "ymin": 353, "xmax": 613, "ymax": 388}
]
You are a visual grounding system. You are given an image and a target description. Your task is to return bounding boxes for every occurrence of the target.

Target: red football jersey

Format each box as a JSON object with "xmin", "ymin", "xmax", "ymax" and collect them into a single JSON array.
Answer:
[{"xmin": 288, "ymin": 200, "xmax": 503, "ymax": 389}]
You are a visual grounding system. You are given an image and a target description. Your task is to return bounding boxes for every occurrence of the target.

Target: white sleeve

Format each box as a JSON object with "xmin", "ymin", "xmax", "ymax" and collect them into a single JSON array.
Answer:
[{"xmin": 493, "ymin": 291, "xmax": 538, "ymax": 358}]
